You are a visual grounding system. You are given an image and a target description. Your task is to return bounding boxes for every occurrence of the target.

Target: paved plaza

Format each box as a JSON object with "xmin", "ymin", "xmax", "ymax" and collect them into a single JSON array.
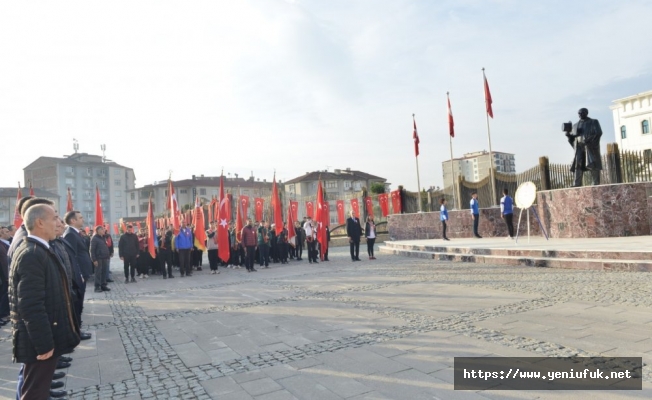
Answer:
[{"xmin": 1, "ymin": 247, "xmax": 651, "ymax": 399}]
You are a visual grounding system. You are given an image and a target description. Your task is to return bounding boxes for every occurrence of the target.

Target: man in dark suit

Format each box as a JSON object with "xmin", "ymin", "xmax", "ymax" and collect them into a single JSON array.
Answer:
[
  {"xmin": 346, "ymin": 211, "xmax": 362, "ymax": 262},
  {"xmin": 64, "ymin": 210, "xmax": 93, "ymax": 341}
]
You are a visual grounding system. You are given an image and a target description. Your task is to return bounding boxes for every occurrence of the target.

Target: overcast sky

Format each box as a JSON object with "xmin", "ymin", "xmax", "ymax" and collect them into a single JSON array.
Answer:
[{"xmin": 2, "ymin": 0, "xmax": 651, "ymax": 192}]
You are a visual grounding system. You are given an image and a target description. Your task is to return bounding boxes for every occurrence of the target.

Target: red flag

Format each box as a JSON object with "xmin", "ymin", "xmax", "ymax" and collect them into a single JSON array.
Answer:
[
  {"xmin": 336, "ymin": 200, "xmax": 345, "ymax": 225},
  {"xmin": 484, "ymin": 74, "xmax": 493, "ymax": 118},
  {"xmin": 287, "ymin": 203, "xmax": 296, "ymax": 245},
  {"xmin": 13, "ymin": 183, "xmax": 23, "ymax": 229},
  {"xmin": 66, "ymin": 187, "xmax": 74, "ymax": 212},
  {"xmin": 350, "ymin": 198, "xmax": 360, "ymax": 218},
  {"xmin": 254, "ymin": 198, "xmax": 264, "ymax": 222},
  {"xmin": 95, "ymin": 185, "xmax": 104, "ymax": 227},
  {"xmin": 235, "ymin": 192, "xmax": 243, "ymax": 243},
  {"xmin": 364, "ymin": 196, "xmax": 374, "ymax": 219},
  {"xmin": 378, "ymin": 193, "xmax": 389, "ymax": 217},
  {"xmin": 29, "ymin": 182, "xmax": 34, "ymax": 196},
  {"xmin": 146, "ymin": 197, "xmax": 157, "ymax": 258},
  {"xmin": 226, "ymin": 194, "xmax": 233, "ymax": 222},
  {"xmin": 240, "ymin": 195, "xmax": 250, "ymax": 220},
  {"xmin": 272, "ymin": 175, "xmax": 283, "ymax": 235},
  {"xmin": 322, "ymin": 201, "xmax": 330, "ymax": 227},
  {"xmin": 120, "ymin": 221, "xmax": 127, "ymax": 233},
  {"xmin": 390, "ymin": 190, "xmax": 402, "ymax": 214},
  {"xmin": 290, "ymin": 201, "xmax": 298, "ymax": 222},
  {"xmin": 306, "ymin": 201, "xmax": 314, "ymax": 219},
  {"xmin": 193, "ymin": 197, "xmax": 207, "ymax": 251},
  {"xmin": 448, "ymin": 94, "xmax": 455, "ymax": 138},
  {"xmin": 217, "ymin": 175, "xmax": 231, "ymax": 263},
  {"xmin": 315, "ymin": 181, "xmax": 328, "ymax": 261},
  {"xmin": 167, "ymin": 180, "xmax": 181, "ymax": 234},
  {"xmin": 113, "ymin": 223, "xmax": 119, "ymax": 235},
  {"xmin": 136, "ymin": 222, "xmax": 141, "ymax": 231},
  {"xmin": 413, "ymin": 115, "xmax": 420, "ymax": 157}
]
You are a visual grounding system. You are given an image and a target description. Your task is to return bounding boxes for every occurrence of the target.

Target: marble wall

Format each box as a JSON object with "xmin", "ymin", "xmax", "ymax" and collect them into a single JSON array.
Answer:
[
  {"xmin": 387, "ymin": 207, "xmax": 540, "ymax": 241},
  {"xmin": 536, "ymin": 182, "xmax": 652, "ymax": 238},
  {"xmin": 388, "ymin": 182, "xmax": 652, "ymax": 240}
]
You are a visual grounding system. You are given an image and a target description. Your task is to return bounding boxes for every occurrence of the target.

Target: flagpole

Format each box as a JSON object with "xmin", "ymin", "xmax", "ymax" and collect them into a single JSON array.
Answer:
[
  {"xmin": 413, "ymin": 114, "xmax": 423, "ymax": 213},
  {"xmin": 447, "ymin": 93, "xmax": 457, "ymax": 210},
  {"xmin": 483, "ymin": 68, "xmax": 497, "ymax": 206}
]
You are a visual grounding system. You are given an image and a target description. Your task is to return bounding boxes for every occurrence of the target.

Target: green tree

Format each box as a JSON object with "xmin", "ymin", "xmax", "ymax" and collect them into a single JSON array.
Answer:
[{"xmin": 370, "ymin": 182, "xmax": 385, "ymax": 194}]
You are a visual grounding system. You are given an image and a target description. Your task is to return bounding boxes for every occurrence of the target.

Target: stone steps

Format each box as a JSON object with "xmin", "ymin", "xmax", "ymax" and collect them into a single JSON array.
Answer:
[{"xmin": 378, "ymin": 243, "xmax": 652, "ymax": 272}]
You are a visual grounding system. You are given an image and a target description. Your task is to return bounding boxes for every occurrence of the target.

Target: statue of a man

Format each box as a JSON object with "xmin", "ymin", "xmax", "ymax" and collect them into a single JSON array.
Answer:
[{"xmin": 565, "ymin": 108, "xmax": 602, "ymax": 187}]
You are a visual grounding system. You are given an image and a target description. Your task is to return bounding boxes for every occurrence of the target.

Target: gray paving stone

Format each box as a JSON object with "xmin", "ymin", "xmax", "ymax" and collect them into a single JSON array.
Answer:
[{"xmin": 240, "ymin": 377, "xmax": 283, "ymax": 396}]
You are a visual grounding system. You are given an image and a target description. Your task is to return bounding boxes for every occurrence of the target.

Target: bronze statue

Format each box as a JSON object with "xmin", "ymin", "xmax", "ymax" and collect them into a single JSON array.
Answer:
[{"xmin": 563, "ymin": 108, "xmax": 602, "ymax": 187}]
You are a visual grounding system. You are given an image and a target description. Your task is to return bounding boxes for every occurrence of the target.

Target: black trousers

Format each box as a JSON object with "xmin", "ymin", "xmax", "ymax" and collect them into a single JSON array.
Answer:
[
  {"xmin": 473, "ymin": 214, "xmax": 480, "ymax": 236},
  {"xmin": 349, "ymin": 239, "xmax": 360, "ymax": 260},
  {"xmin": 259, "ymin": 244, "xmax": 269, "ymax": 266},
  {"xmin": 504, "ymin": 213, "xmax": 515, "ymax": 238},
  {"xmin": 367, "ymin": 238, "xmax": 375, "ymax": 257},
  {"xmin": 230, "ymin": 246, "xmax": 240, "ymax": 266},
  {"xmin": 159, "ymin": 249, "xmax": 173, "ymax": 276},
  {"xmin": 278, "ymin": 243, "xmax": 288, "ymax": 263},
  {"xmin": 208, "ymin": 249, "xmax": 218, "ymax": 270},
  {"xmin": 137, "ymin": 251, "xmax": 149, "ymax": 275},
  {"xmin": 73, "ymin": 281, "xmax": 85, "ymax": 328},
  {"xmin": 21, "ymin": 356, "xmax": 59, "ymax": 400},
  {"xmin": 442, "ymin": 220, "xmax": 447, "ymax": 239},
  {"xmin": 178, "ymin": 249, "xmax": 192, "ymax": 276},
  {"xmin": 296, "ymin": 243, "xmax": 303, "ymax": 260},
  {"xmin": 307, "ymin": 240, "xmax": 317, "ymax": 262},
  {"xmin": 245, "ymin": 246, "xmax": 256, "ymax": 270},
  {"xmin": 123, "ymin": 255, "xmax": 137, "ymax": 279}
]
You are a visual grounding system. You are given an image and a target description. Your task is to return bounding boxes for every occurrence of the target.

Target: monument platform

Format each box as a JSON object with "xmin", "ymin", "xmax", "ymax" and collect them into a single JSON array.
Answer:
[{"xmin": 379, "ymin": 235, "xmax": 652, "ymax": 271}]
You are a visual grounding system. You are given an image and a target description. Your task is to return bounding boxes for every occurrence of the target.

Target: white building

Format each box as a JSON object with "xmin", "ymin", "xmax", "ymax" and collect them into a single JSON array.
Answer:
[
  {"xmin": 442, "ymin": 151, "xmax": 515, "ymax": 188},
  {"xmin": 0, "ymin": 187, "xmax": 59, "ymax": 227},
  {"xmin": 611, "ymin": 90, "xmax": 652, "ymax": 157},
  {"xmin": 23, "ymin": 153, "xmax": 136, "ymax": 227}
]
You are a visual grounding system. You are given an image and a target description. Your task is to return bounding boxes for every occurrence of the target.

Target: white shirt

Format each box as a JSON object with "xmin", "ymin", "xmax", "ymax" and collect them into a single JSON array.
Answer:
[
  {"xmin": 303, "ymin": 221, "xmax": 313, "ymax": 236},
  {"xmin": 27, "ymin": 234, "xmax": 50, "ymax": 249},
  {"xmin": 367, "ymin": 223, "xmax": 376, "ymax": 239}
]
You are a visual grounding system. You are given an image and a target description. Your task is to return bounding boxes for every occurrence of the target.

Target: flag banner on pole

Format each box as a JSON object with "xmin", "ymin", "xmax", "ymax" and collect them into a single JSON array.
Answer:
[
  {"xmin": 217, "ymin": 175, "xmax": 231, "ymax": 263},
  {"xmin": 378, "ymin": 193, "xmax": 390, "ymax": 217},
  {"xmin": 315, "ymin": 181, "xmax": 328, "ymax": 261},
  {"xmin": 66, "ymin": 187, "xmax": 74, "ymax": 212},
  {"xmin": 235, "ymin": 192, "xmax": 244, "ymax": 243},
  {"xmin": 336, "ymin": 200, "xmax": 345, "ymax": 225},
  {"xmin": 290, "ymin": 201, "xmax": 298, "ymax": 222},
  {"xmin": 192, "ymin": 197, "xmax": 207, "ymax": 251},
  {"xmin": 95, "ymin": 185, "xmax": 104, "ymax": 227},
  {"xmin": 113, "ymin": 223, "xmax": 119, "ymax": 235},
  {"xmin": 226, "ymin": 194, "xmax": 233, "ymax": 222},
  {"xmin": 306, "ymin": 201, "xmax": 314, "ymax": 220},
  {"xmin": 350, "ymin": 198, "xmax": 360, "ymax": 218},
  {"xmin": 364, "ymin": 197, "xmax": 374, "ymax": 219},
  {"xmin": 287, "ymin": 203, "xmax": 296, "ymax": 247},
  {"xmin": 254, "ymin": 198, "xmax": 264, "ymax": 222},
  {"xmin": 272, "ymin": 176, "xmax": 283, "ymax": 235},
  {"xmin": 146, "ymin": 197, "xmax": 157, "ymax": 258},
  {"xmin": 413, "ymin": 115, "xmax": 420, "ymax": 157},
  {"xmin": 484, "ymin": 75, "xmax": 494, "ymax": 118},
  {"xmin": 240, "ymin": 195, "xmax": 250, "ymax": 220},
  {"xmin": 390, "ymin": 190, "xmax": 402, "ymax": 214},
  {"xmin": 322, "ymin": 201, "xmax": 329, "ymax": 227},
  {"xmin": 448, "ymin": 95, "xmax": 455, "ymax": 138},
  {"xmin": 13, "ymin": 183, "xmax": 23, "ymax": 229},
  {"xmin": 167, "ymin": 180, "xmax": 181, "ymax": 234}
]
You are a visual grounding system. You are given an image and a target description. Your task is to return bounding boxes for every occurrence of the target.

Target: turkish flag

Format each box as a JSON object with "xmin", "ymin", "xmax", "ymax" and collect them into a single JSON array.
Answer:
[
  {"xmin": 336, "ymin": 200, "xmax": 345, "ymax": 225},
  {"xmin": 448, "ymin": 94, "xmax": 455, "ymax": 138},
  {"xmin": 322, "ymin": 201, "xmax": 330, "ymax": 226},
  {"xmin": 290, "ymin": 201, "xmax": 298, "ymax": 222},
  {"xmin": 146, "ymin": 197, "xmax": 157, "ymax": 258},
  {"xmin": 66, "ymin": 187, "xmax": 74, "ymax": 212},
  {"xmin": 192, "ymin": 197, "xmax": 207, "ymax": 251},
  {"xmin": 484, "ymin": 74, "xmax": 493, "ymax": 118},
  {"xmin": 254, "ymin": 198, "xmax": 264, "ymax": 222},
  {"xmin": 413, "ymin": 115, "xmax": 420, "ymax": 157},
  {"xmin": 272, "ymin": 176, "xmax": 283, "ymax": 235},
  {"xmin": 226, "ymin": 194, "xmax": 233, "ymax": 222},
  {"xmin": 287, "ymin": 203, "xmax": 296, "ymax": 246},
  {"xmin": 240, "ymin": 195, "xmax": 250, "ymax": 220},
  {"xmin": 167, "ymin": 180, "xmax": 181, "ymax": 234},
  {"xmin": 95, "ymin": 185, "xmax": 104, "ymax": 227},
  {"xmin": 378, "ymin": 193, "xmax": 389, "ymax": 217},
  {"xmin": 217, "ymin": 175, "xmax": 231, "ymax": 263},
  {"xmin": 390, "ymin": 190, "xmax": 402, "ymax": 214},
  {"xmin": 315, "ymin": 181, "xmax": 328, "ymax": 260},
  {"xmin": 364, "ymin": 197, "xmax": 374, "ymax": 219},
  {"xmin": 235, "ymin": 192, "xmax": 243, "ymax": 243},
  {"xmin": 350, "ymin": 198, "xmax": 360, "ymax": 218},
  {"xmin": 306, "ymin": 201, "xmax": 314, "ymax": 219},
  {"xmin": 113, "ymin": 223, "xmax": 119, "ymax": 235},
  {"xmin": 13, "ymin": 184, "xmax": 22, "ymax": 229}
]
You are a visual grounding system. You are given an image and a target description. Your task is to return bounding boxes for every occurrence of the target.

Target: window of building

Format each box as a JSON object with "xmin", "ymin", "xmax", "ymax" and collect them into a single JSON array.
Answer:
[
  {"xmin": 180, "ymin": 189, "xmax": 187, "ymax": 194},
  {"xmin": 100, "ymin": 179, "xmax": 106, "ymax": 188},
  {"xmin": 115, "ymin": 212, "xmax": 122, "ymax": 218},
  {"xmin": 116, "ymin": 191, "xmax": 121, "ymax": 197},
  {"xmin": 130, "ymin": 192, "xmax": 135, "ymax": 200},
  {"xmin": 86, "ymin": 167, "xmax": 92, "ymax": 175},
  {"xmin": 200, "ymin": 188, "xmax": 206, "ymax": 196},
  {"xmin": 115, "ymin": 179, "xmax": 122, "ymax": 186},
  {"xmin": 288, "ymin": 184, "xmax": 295, "ymax": 193},
  {"xmin": 86, "ymin": 212, "xmax": 92, "ymax": 221},
  {"xmin": 326, "ymin": 181, "xmax": 337, "ymax": 189},
  {"xmin": 0, "ymin": 211, "xmax": 5, "ymax": 219},
  {"xmin": 65, "ymin": 166, "xmax": 75, "ymax": 175},
  {"xmin": 643, "ymin": 120, "xmax": 650, "ymax": 134},
  {"xmin": 85, "ymin": 191, "xmax": 91, "ymax": 199},
  {"xmin": 65, "ymin": 178, "xmax": 75, "ymax": 188},
  {"xmin": 344, "ymin": 181, "xmax": 352, "ymax": 190},
  {"xmin": 353, "ymin": 181, "xmax": 362, "ymax": 191},
  {"xmin": 620, "ymin": 126, "xmax": 626, "ymax": 139},
  {"xmin": 131, "ymin": 206, "xmax": 136, "ymax": 213},
  {"xmin": 116, "ymin": 201, "xmax": 122, "ymax": 207},
  {"xmin": 140, "ymin": 204, "xmax": 148, "ymax": 212}
]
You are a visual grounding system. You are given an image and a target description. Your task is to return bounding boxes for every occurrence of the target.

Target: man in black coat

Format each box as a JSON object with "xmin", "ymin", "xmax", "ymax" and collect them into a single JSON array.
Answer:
[
  {"xmin": 10, "ymin": 204, "xmax": 80, "ymax": 399},
  {"xmin": 118, "ymin": 225, "xmax": 140, "ymax": 283},
  {"xmin": 64, "ymin": 210, "xmax": 93, "ymax": 341},
  {"xmin": 346, "ymin": 211, "xmax": 362, "ymax": 262},
  {"xmin": 90, "ymin": 226, "xmax": 111, "ymax": 293}
]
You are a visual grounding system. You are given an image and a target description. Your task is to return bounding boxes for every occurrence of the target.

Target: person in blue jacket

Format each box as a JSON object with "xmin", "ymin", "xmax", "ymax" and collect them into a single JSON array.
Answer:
[
  {"xmin": 440, "ymin": 198, "xmax": 450, "ymax": 241},
  {"xmin": 470, "ymin": 192, "xmax": 481, "ymax": 239},
  {"xmin": 501, "ymin": 188, "xmax": 515, "ymax": 239},
  {"xmin": 175, "ymin": 220, "xmax": 194, "ymax": 277}
]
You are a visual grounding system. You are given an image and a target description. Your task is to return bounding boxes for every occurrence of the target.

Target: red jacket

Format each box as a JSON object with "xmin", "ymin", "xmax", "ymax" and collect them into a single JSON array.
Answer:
[{"xmin": 241, "ymin": 225, "xmax": 257, "ymax": 247}]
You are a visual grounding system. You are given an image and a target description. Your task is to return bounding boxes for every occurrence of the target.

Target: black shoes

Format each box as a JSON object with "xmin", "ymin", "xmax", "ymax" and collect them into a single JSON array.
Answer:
[
  {"xmin": 475, "ymin": 235, "xmax": 483, "ymax": 238},
  {"xmin": 51, "ymin": 381, "xmax": 64, "ymax": 389},
  {"xmin": 130, "ymin": 277, "xmax": 136, "ymax": 283},
  {"xmin": 443, "ymin": 237, "xmax": 450, "ymax": 241},
  {"xmin": 101, "ymin": 286, "xmax": 110, "ymax": 291},
  {"xmin": 52, "ymin": 372, "xmax": 66, "ymax": 380},
  {"xmin": 56, "ymin": 361, "xmax": 71, "ymax": 369},
  {"xmin": 169, "ymin": 275, "xmax": 174, "ymax": 278},
  {"xmin": 60, "ymin": 356, "xmax": 72, "ymax": 362},
  {"xmin": 106, "ymin": 278, "xmax": 114, "ymax": 283},
  {"xmin": 80, "ymin": 332, "xmax": 91, "ymax": 340},
  {"xmin": 94, "ymin": 288, "xmax": 102, "ymax": 293}
]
